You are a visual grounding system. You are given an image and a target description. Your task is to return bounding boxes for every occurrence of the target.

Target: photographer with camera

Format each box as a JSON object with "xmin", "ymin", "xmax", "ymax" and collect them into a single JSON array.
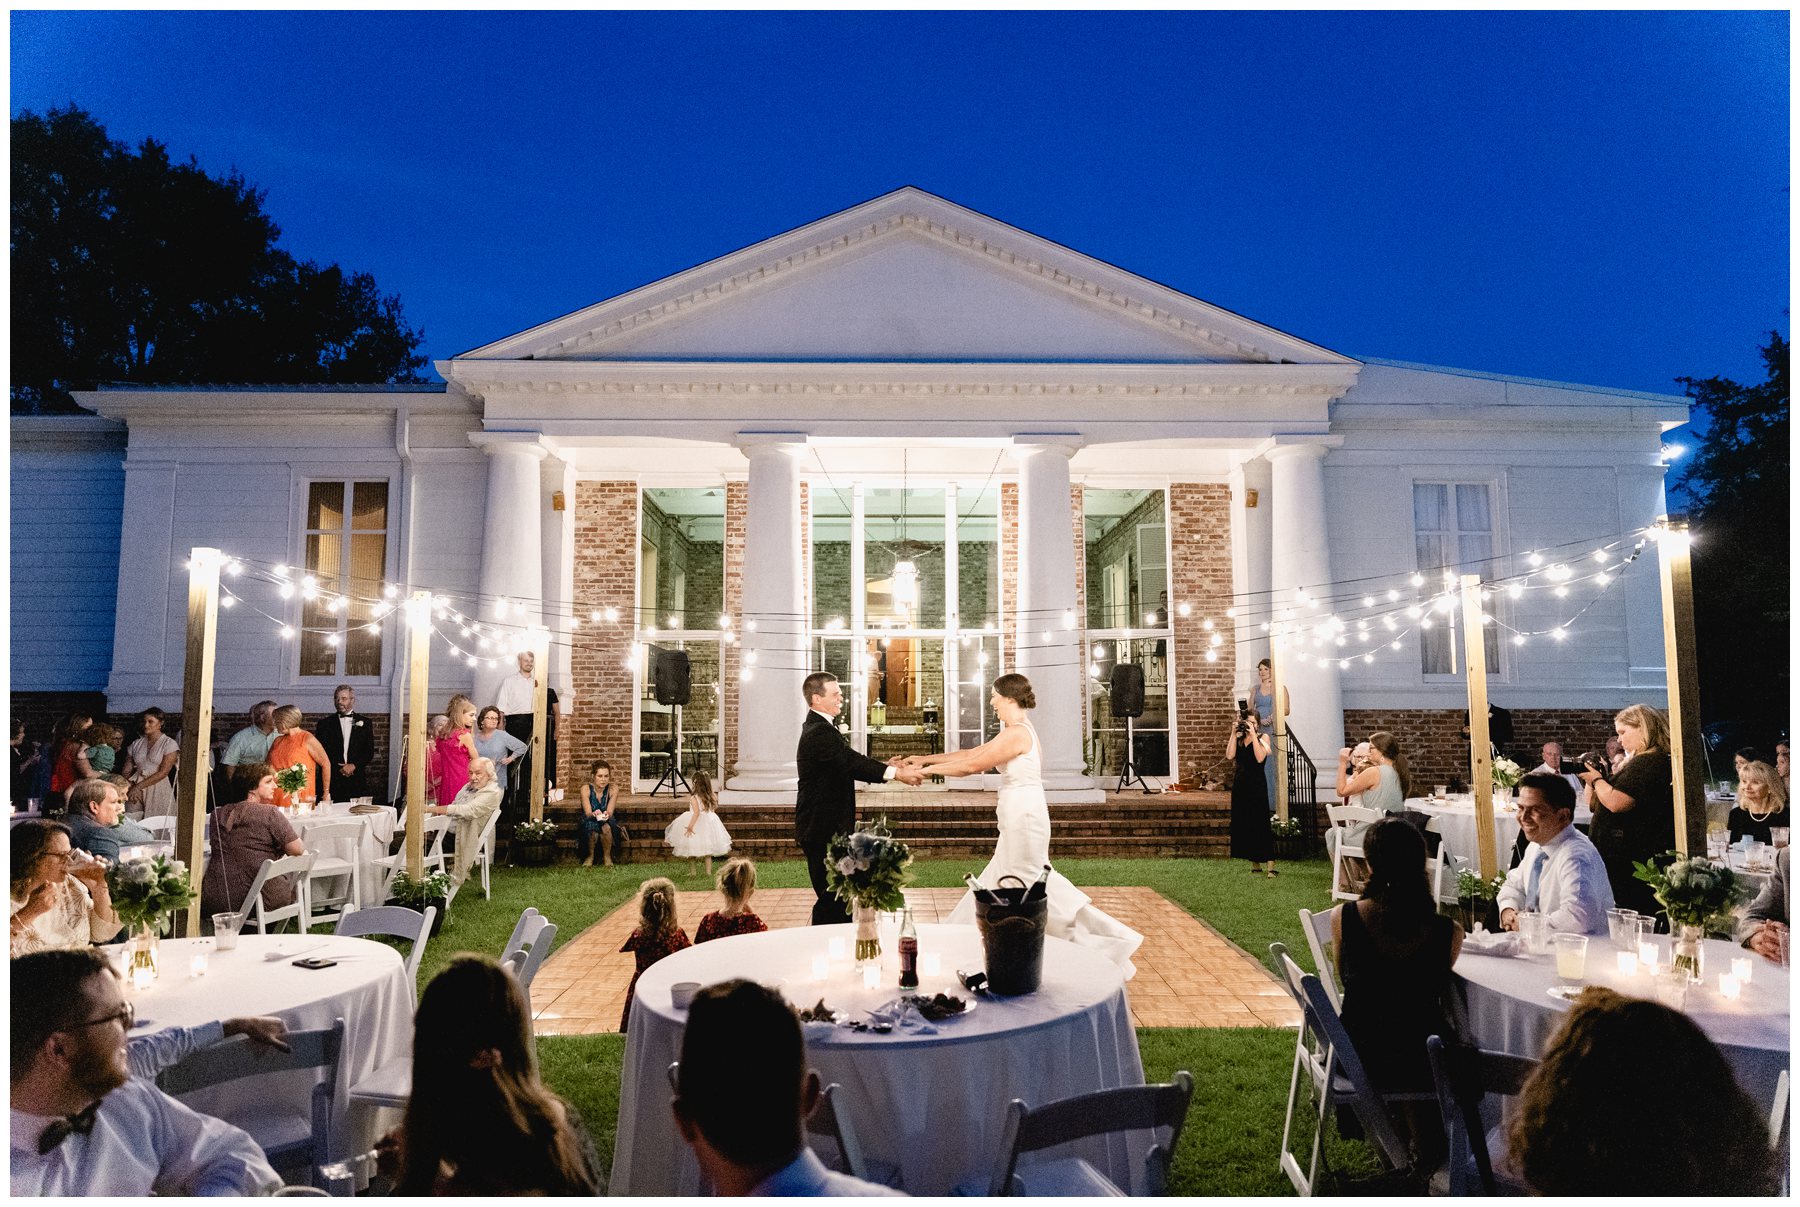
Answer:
[{"xmin": 1227, "ymin": 702, "xmax": 1276, "ymax": 877}]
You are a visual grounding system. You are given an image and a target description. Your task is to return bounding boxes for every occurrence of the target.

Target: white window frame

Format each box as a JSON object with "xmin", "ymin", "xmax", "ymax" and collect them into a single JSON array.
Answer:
[
  {"xmin": 286, "ymin": 470, "xmax": 397, "ymax": 688},
  {"xmin": 1078, "ymin": 483, "xmax": 1178, "ymax": 781},
  {"xmin": 1410, "ymin": 477, "xmax": 1509, "ymax": 681}
]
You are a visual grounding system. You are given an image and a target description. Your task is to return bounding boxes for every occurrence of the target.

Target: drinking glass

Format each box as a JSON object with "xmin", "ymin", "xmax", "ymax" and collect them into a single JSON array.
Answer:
[
  {"xmin": 1518, "ymin": 911, "xmax": 1551, "ymax": 957},
  {"xmin": 1773, "ymin": 827, "xmax": 1790, "ymax": 850},
  {"xmin": 212, "ymin": 912, "xmax": 244, "ymax": 952},
  {"xmin": 1606, "ymin": 908, "xmax": 1640, "ymax": 950},
  {"xmin": 1653, "ymin": 965, "xmax": 1689, "ymax": 1010},
  {"xmin": 1554, "ymin": 934, "xmax": 1589, "ymax": 984}
]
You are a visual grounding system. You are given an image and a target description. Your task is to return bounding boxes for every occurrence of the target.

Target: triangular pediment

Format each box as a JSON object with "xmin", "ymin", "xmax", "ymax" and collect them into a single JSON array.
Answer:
[{"xmin": 459, "ymin": 188, "xmax": 1351, "ymax": 367}]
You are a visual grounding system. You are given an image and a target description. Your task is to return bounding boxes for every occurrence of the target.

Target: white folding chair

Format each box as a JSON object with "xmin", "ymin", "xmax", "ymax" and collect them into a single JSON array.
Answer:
[
  {"xmin": 499, "ymin": 907, "xmax": 558, "ymax": 1016},
  {"xmin": 139, "ymin": 815, "xmax": 178, "ymax": 840},
  {"xmin": 465, "ymin": 807, "xmax": 504, "ymax": 901},
  {"xmin": 334, "ymin": 904, "xmax": 437, "ymax": 993},
  {"xmin": 239, "ymin": 851, "xmax": 317, "ymax": 934},
  {"xmin": 976, "ymin": 1071, "xmax": 1195, "ymax": 1196},
  {"xmin": 302, "ymin": 822, "xmax": 365, "ymax": 929},
  {"xmin": 371, "ymin": 815, "xmax": 451, "ymax": 898},
  {"xmin": 807, "ymin": 1082, "xmax": 902, "ymax": 1188},
  {"xmin": 1326, "ymin": 804, "xmax": 1382, "ymax": 902},
  {"xmin": 1296, "ymin": 908, "xmax": 1343, "ymax": 1013},
  {"xmin": 1425, "ymin": 1034, "xmax": 1536, "ymax": 1196},
  {"xmin": 1426, "ymin": 816, "xmax": 1455, "ymax": 903},
  {"xmin": 158, "ymin": 1018, "xmax": 346, "ymax": 1187}
]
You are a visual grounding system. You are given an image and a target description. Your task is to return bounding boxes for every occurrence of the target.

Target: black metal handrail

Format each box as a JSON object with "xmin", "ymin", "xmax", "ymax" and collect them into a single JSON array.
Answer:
[{"xmin": 1282, "ymin": 729, "xmax": 1320, "ymax": 847}]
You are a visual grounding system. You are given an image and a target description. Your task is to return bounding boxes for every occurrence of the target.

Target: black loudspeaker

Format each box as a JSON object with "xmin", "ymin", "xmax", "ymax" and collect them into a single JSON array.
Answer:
[
  {"xmin": 652, "ymin": 647, "xmax": 692, "ymax": 706},
  {"xmin": 1110, "ymin": 662, "xmax": 1145, "ymax": 719}
]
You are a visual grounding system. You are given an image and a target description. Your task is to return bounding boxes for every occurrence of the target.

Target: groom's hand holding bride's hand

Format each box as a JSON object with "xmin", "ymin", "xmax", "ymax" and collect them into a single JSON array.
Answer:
[{"xmin": 887, "ymin": 756, "xmax": 926, "ymax": 786}]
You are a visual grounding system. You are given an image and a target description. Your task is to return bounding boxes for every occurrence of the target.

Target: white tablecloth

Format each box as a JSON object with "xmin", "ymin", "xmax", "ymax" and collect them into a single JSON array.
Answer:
[
  {"xmin": 609, "ymin": 922, "xmax": 1146, "ymax": 1196},
  {"xmin": 290, "ymin": 806, "xmax": 398, "ymax": 906},
  {"xmin": 1411, "ymin": 795, "xmax": 1593, "ymax": 874},
  {"xmin": 1457, "ymin": 934, "xmax": 1789, "ymax": 1105},
  {"xmin": 125, "ymin": 933, "xmax": 413, "ymax": 1161}
]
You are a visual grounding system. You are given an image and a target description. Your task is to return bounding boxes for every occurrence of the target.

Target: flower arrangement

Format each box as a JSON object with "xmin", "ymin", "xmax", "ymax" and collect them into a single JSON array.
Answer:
[
  {"xmin": 1490, "ymin": 756, "xmax": 1525, "ymax": 790},
  {"xmin": 1633, "ymin": 852, "xmax": 1751, "ymax": 932},
  {"xmin": 514, "ymin": 818, "xmax": 558, "ymax": 843},
  {"xmin": 388, "ymin": 868, "xmax": 452, "ymax": 908},
  {"xmin": 106, "ymin": 854, "xmax": 195, "ymax": 935},
  {"xmin": 1455, "ymin": 863, "xmax": 1507, "ymax": 902},
  {"xmin": 274, "ymin": 763, "xmax": 309, "ymax": 797},
  {"xmin": 1269, "ymin": 815, "xmax": 1305, "ymax": 839},
  {"xmin": 825, "ymin": 819, "xmax": 914, "ymax": 912}
]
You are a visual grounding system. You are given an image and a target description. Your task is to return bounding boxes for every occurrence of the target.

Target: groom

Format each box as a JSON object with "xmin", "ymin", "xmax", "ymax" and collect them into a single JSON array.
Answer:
[{"xmin": 795, "ymin": 672, "xmax": 922, "ymax": 925}]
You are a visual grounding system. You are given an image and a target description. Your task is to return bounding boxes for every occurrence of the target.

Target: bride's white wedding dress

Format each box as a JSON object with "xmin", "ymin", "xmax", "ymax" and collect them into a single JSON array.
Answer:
[{"xmin": 945, "ymin": 720, "xmax": 1143, "ymax": 979}]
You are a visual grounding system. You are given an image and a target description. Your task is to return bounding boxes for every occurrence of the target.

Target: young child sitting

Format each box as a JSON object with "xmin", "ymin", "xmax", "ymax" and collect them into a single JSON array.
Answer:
[
  {"xmin": 664, "ymin": 770, "xmax": 731, "ymax": 877},
  {"xmin": 620, "ymin": 877, "xmax": 690, "ymax": 1032},
  {"xmin": 694, "ymin": 857, "xmax": 768, "ymax": 944},
  {"xmin": 80, "ymin": 724, "xmax": 122, "ymax": 777}
]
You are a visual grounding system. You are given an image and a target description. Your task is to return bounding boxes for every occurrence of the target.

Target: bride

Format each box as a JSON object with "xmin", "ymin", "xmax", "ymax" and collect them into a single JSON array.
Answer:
[{"xmin": 902, "ymin": 673, "xmax": 1143, "ymax": 978}]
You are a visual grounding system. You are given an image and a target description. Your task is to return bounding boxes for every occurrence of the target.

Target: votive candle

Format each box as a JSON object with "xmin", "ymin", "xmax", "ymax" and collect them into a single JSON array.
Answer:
[
  {"xmin": 812, "ymin": 953, "xmax": 829, "ymax": 981},
  {"xmin": 131, "ymin": 964, "xmax": 154, "ymax": 991},
  {"xmin": 921, "ymin": 952, "xmax": 942, "ymax": 978},
  {"xmin": 828, "ymin": 937, "xmax": 847, "ymax": 961},
  {"xmin": 1616, "ymin": 950, "xmax": 1638, "ymax": 976},
  {"xmin": 1731, "ymin": 956, "xmax": 1754, "ymax": 985},
  {"xmin": 861, "ymin": 963, "xmax": 880, "ymax": 991},
  {"xmin": 1719, "ymin": 973, "xmax": 1742, "ymax": 1000},
  {"xmin": 190, "ymin": 950, "xmax": 210, "ymax": 978},
  {"xmin": 1638, "ymin": 940, "xmax": 1659, "ymax": 969}
]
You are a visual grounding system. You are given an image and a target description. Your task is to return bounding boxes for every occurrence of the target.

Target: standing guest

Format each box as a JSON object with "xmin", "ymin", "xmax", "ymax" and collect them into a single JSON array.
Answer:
[
  {"xmin": 428, "ymin": 757, "xmax": 503, "ymax": 892},
  {"xmin": 417, "ymin": 713, "xmax": 450, "ymax": 805},
  {"xmin": 315, "ymin": 684, "xmax": 375, "ymax": 803},
  {"xmin": 387, "ymin": 955, "xmax": 600, "ymax": 1194},
  {"xmin": 619, "ymin": 878, "xmax": 690, "ymax": 1032},
  {"xmin": 665, "ymin": 770, "xmax": 732, "ymax": 878},
  {"xmin": 9, "ymin": 949, "xmax": 281, "ymax": 1196},
  {"xmin": 1461, "ymin": 702, "xmax": 1516, "ymax": 758},
  {"xmin": 1529, "ymin": 740, "xmax": 1585, "ymax": 800},
  {"xmin": 10, "ymin": 820, "xmax": 122, "ymax": 956},
  {"xmin": 1506, "ymin": 987, "xmax": 1777, "ymax": 1196},
  {"xmin": 1604, "ymin": 734, "xmax": 1627, "ymax": 775},
  {"xmin": 495, "ymin": 652, "xmax": 560, "ymax": 818},
  {"xmin": 265, "ymin": 706, "xmax": 331, "ymax": 809},
  {"xmin": 75, "ymin": 724, "xmax": 122, "ymax": 780},
  {"xmin": 695, "ymin": 857, "xmax": 769, "ymax": 943},
  {"xmin": 434, "ymin": 696, "xmax": 478, "ymax": 811},
  {"xmin": 472, "ymin": 707, "xmax": 527, "ymax": 801},
  {"xmin": 122, "ymin": 709, "xmax": 180, "ymax": 820},
  {"xmin": 1733, "ymin": 746, "xmax": 1769, "ymax": 782},
  {"xmin": 672, "ymin": 979, "xmax": 906, "ymax": 1197},
  {"xmin": 1735, "ymin": 845, "xmax": 1789, "ymax": 961},
  {"xmin": 580, "ymin": 759, "xmax": 625, "ymax": 868},
  {"xmin": 48, "ymin": 714, "xmax": 93, "ymax": 805},
  {"xmin": 1728, "ymin": 760, "xmax": 1789, "ymax": 844},
  {"xmin": 13, "ymin": 718, "xmax": 43, "ymax": 806},
  {"xmin": 1496, "ymin": 774, "xmax": 1613, "ymax": 936},
  {"xmin": 1227, "ymin": 708, "xmax": 1275, "ymax": 876},
  {"xmin": 62, "ymin": 781, "xmax": 155, "ymax": 865},
  {"xmin": 221, "ymin": 701, "xmax": 279, "ymax": 770},
  {"xmin": 1331, "ymin": 819, "xmax": 1463, "ymax": 1165},
  {"xmin": 200, "ymin": 763, "xmax": 305, "ymax": 920},
  {"xmin": 1579, "ymin": 703, "xmax": 1674, "ymax": 919},
  {"xmin": 1251, "ymin": 658, "xmax": 1290, "ymax": 810}
]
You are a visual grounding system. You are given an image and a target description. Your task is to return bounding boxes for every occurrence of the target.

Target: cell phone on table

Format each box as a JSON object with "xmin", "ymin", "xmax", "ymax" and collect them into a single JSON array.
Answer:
[{"xmin": 292, "ymin": 957, "xmax": 338, "ymax": 970}]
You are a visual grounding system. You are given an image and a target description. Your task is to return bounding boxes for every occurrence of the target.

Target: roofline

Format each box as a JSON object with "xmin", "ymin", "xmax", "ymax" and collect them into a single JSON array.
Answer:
[
  {"xmin": 73, "ymin": 385, "xmax": 473, "ymax": 422},
  {"xmin": 1357, "ymin": 357, "xmax": 1690, "ymax": 404}
]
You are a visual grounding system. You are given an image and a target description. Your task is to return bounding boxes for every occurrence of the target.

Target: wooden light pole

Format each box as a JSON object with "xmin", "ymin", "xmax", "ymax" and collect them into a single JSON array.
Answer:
[
  {"xmin": 174, "ymin": 547, "xmax": 221, "ymax": 937},
  {"xmin": 1656, "ymin": 515, "xmax": 1705, "ymax": 857},
  {"xmin": 403, "ymin": 591, "xmax": 432, "ymax": 879},
  {"xmin": 1460, "ymin": 574, "xmax": 1499, "ymax": 882},
  {"xmin": 527, "ymin": 625, "xmax": 552, "ymax": 821}
]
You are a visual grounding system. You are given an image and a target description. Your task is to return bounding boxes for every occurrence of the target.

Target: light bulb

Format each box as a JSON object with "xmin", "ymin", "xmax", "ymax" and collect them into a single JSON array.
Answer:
[
  {"xmin": 220, "ymin": 595, "xmax": 236, "ymax": 609},
  {"xmin": 1362, "ymin": 595, "xmax": 1374, "ymax": 608},
  {"xmin": 603, "ymin": 606, "xmax": 619, "ymax": 623},
  {"xmin": 1410, "ymin": 573, "xmax": 1424, "ymax": 587}
]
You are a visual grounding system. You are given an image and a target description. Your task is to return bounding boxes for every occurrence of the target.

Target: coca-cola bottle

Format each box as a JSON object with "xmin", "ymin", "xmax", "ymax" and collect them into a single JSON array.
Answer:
[
  {"xmin": 898, "ymin": 906, "xmax": 919, "ymax": 990},
  {"xmin": 1025, "ymin": 864, "xmax": 1052, "ymax": 901}
]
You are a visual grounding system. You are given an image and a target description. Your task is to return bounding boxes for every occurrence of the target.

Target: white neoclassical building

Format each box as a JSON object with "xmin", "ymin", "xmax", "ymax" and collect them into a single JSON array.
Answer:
[{"xmin": 13, "ymin": 187, "xmax": 1687, "ymax": 802}]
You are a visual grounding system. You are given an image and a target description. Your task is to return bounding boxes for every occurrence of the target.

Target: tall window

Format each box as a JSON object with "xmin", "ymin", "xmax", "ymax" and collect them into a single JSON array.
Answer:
[
  {"xmin": 300, "ymin": 481, "xmax": 388, "ymax": 677},
  {"xmin": 1082, "ymin": 488, "xmax": 1170, "ymax": 777},
  {"xmin": 1413, "ymin": 482, "xmax": 1501, "ymax": 675},
  {"xmin": 636, "ymin": 488, "xmax": 726, "ymax": 788}
]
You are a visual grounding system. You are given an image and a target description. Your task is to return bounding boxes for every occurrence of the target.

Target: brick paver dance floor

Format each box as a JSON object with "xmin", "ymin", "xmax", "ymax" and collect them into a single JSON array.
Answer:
[{"xmin": 530, "ymin": 886, "xmax": 1298, "ymax": 1035}]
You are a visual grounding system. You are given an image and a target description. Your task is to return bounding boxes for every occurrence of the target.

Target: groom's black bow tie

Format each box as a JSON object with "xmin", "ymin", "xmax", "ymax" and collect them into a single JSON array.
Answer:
[
  {"xmin": 38, "ymin": 1102, "xmax": 99, "ymax": 1153},
  {"xmin": 337, "ymin": 712, "xmax": 354, "ymax": 718}
]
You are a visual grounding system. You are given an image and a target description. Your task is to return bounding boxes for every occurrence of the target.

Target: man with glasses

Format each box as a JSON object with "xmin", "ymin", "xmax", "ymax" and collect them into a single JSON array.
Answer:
[
  {"xmin": 1496, "ymin": 773, "xmax": 1613, "ymax": 936},
  {"xmin": 10, "ymin": 949, "xmax": 279, "ymax": 1195}
]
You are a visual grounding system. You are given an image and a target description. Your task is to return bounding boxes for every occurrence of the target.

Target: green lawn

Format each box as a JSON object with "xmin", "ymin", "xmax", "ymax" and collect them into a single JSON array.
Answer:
[{"xmin": 421, "ymin": 853, "xmax": 1370, "ymax": 1196}]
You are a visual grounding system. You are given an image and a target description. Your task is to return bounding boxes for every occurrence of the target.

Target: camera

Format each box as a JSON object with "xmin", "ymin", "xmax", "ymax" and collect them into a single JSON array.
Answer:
[{"xmin": 1237, "ymin": 697, "xmax": 1251, "ymax": 721}]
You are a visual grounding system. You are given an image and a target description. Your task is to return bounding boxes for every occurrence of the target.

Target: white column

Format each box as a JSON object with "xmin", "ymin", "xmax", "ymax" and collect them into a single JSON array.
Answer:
[
  {"xmin": 1228, "ymin": 454, "xmax": 1273, "ymax": 685},
  {"xmin": 1266, "ymin": 442, "xmax": 1344, "ymax": 785},
  {"xmin": 725, "ymin": 437, "xmax": 806, "ymax": 795},
  {"xmin": 471, "ymin": 434, "xmax": 548, "ymax": 706},
  {"xmin": 1013, "ymin": 437, "xmax": 1102, "ymax": 801}
]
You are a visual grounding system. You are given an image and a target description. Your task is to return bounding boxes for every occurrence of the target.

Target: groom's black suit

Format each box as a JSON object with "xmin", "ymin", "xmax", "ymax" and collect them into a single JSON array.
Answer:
[{"xmin": 795, "ymin": 710, "xmax": 891, "ymax": 925}]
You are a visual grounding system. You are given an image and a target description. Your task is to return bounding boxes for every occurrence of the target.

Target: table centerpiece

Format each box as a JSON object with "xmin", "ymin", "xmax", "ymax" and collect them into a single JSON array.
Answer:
[
  {"xmin": 274, "ymin": 762, "xmax": 310, "ymax": 809},
  {"xmin": 824, "ymin": 818, "xmax": 913, "ymax": 962},
  {"xmin": 105, "ymin": 852, "xmax": 195, "ymax": 981},
  {"xmin": 1633, "ymin": 851, "xmax": 1753, "ymax": 984}
]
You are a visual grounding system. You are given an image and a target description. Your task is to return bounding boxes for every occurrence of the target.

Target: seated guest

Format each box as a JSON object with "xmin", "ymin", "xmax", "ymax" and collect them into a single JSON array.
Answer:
[
  {"xmin": 10, "ymin": 949, "xmax": 280, "ymax": 1196},
  {"xmin": 673, "ymin": 979, "xmax": 905, "ymax": 1197},
  {"xmin": 75, "ymin": 724, "xmax": 122, "ymax": 780},
  {"xmin": 620, "ymin": 877, "xmax": 690, "ymax": 1031},
  {"xmin": 696, "ymin": 857, "xmax": 769, "ymax": 943},
  {"xmin": 1728, "ymin": 760, "xmax": 1789, "ymax": 844},
  {"xmin": 199, "ymin": 763, "xmax": 304, "ymax": 920},
  {"xmin": 1331, "ymin": 819, "xmax": 1463, "ymax": 1164},
  {"xmin": 10, "ymin": 820, "xmax": 122, "ymax": 957},
  {"xmin": 428, "ymin": 756, "xmax": 503, "ymax": 891},
  {"xmin": 580, "ymin": 759, "xmax": 626, "ymax": 868},
  {"xmin": 1497, "ymin": 774, "xmax": 1613, "ymax": 935},
  {"xmin": 1778, "ymin": 741, "xmax": 1790, "ymax": 793},
  {"xmin": 389, "ymin": 955, "xmax": 600, "ymax": 1194},
  {"xmin": 1735, "ymin": 845, "xmax": 1789, "ymax": 961},
  {"xmin": 1734, "ymin": 746, "xmax": 1768, "ymax": 782},
  {"xmin": 1507, "ymin": 986, "xmax": 1777, "ymax": 1196},
  {"xmin": 62, "ymin": 780, "xmax": 156, "ymax": 865},
  {"xmin": 1528, "ymin": 740, "xmax": 1585, "ymax": 800}
]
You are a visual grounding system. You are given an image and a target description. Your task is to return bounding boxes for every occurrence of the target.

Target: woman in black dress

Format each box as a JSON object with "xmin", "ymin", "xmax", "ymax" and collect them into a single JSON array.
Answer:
[
  {"xmin": 1580, "ymin": 703, "xmax": 1675, "ymax": 918},
  {"xmin": 1228, "ymin": 708, "xmax": 1275, "ymax": 876}
]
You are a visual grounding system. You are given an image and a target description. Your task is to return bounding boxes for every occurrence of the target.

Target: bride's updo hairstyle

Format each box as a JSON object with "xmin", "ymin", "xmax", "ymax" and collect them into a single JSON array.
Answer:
[{"xmin": 993, "ymin": 674, "xmax": 1036, "ymax": 710}]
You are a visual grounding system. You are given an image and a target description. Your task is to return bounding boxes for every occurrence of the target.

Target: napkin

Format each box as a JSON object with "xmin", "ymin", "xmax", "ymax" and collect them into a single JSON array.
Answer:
[
  {"xmin": 866, "ymin": 997, "xmax": 938, "ymax": 1035},
  {"xmin": 1461, "ymin": 928, "xmax": 1522, "ymax": 957}
]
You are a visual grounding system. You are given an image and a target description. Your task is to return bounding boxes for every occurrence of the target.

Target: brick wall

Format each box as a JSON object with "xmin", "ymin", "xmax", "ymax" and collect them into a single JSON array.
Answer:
[
  {"xmin": 567, "ymin": 482, "xmax": 639, "ymax": 826},
  {"xmin": 1344, "ymin": 707, "xmax": 1621, "ymax": 789},
  {"xmin": 1168, "ymin": 484, "xmax": 1238, "ymax": 786}
]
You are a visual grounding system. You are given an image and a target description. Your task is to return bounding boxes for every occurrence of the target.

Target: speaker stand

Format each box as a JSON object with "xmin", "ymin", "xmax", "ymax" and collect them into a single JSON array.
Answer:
[
  {"xmin": 650, "ymin": 704, "xmax": 692, "ymax": 798},
  {"xmin": 1114, "ymin": 713, "xmax": 1160, "ymax": 795}
]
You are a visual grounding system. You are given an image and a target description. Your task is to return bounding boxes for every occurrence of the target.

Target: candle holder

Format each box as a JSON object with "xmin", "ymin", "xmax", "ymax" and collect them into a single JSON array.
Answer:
[
  {"xmin": 1731, "ymin": 955, "xmax": 1754, "ymax": 985},
  {"xmin": 1616, "ymin": 950, "xmax": 1638, "ymax": 977},
  {"xmin": 861, "ymin": 963, "xmax": 880, "ymax": 991},
  {"xmin": 812, "ymin": 953, "xmax": 829, "ymax": 981},
  {"xmin": 1719, "ymin": 972, "xmax": 1742, "ymax": 1000},
  {"xmin": 921, "ymin": 952, "xmax": 942, "ymax": 978}
]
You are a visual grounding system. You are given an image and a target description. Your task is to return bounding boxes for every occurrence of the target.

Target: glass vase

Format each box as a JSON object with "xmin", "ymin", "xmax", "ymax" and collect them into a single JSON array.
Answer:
[
  {"xmin": 127, "ymin": 924, "xmax": 161, "ymax": 984},
  {"xmin": 1671, "ymin": 923, "xmax": 1705, "ymax": 986},
  {"xmin": 853, "ymin": 903, "xmax": 881, "ymax": 963}
]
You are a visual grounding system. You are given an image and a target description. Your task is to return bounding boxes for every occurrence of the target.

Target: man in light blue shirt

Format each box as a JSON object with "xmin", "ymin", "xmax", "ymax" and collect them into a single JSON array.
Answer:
[
  {"xmin": 1497, "ymin": 773, "xmax": 1613, "ymax": 935},
  {"xmin": 220, "ymin": 701, "xmax": 278, "ymax": 771}
]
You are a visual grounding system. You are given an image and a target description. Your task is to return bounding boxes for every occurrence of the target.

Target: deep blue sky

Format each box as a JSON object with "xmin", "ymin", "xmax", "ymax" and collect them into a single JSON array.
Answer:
[{"xmin": 11, "ymin": 10, "xmax": 1788, "ymax": 406}]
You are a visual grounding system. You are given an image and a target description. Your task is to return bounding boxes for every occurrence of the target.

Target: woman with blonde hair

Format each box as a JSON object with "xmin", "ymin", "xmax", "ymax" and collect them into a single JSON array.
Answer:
[
  {"xmin": 620, "ymin": 877, "xmax": 690, "ymax": 1030},
  {"xmin": 433, "ymin": 695, "xmax": 479, "ymax": 808},
  {"xmin": 1728, "ymin": 760, "xmax": 1789, "ymax": 844},
  {"xmin": 1579, "ymin": 703, "xmax": 1674, "ymax": 917},
  {"xmin": 266, "ymin": 705, "xmax": 330, "ymax": 808}
]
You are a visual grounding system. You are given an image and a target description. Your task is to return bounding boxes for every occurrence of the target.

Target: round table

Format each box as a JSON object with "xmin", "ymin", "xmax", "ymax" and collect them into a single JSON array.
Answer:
[
  {"xmin": 609, "ymin": 922, "xmax": 1146, "ymax": 1196},
  {"xmin": 1456, "ymin": 933, "xmax": 1790, "ymax": 1105},
  {"xmin": 125, "ymin": 934, "xmax": 414, "ymax": 1161},
  {"xmin": 291, "ymin": 805, "xmax": 398, "ymax": 907},
  {"xmin": 1410, "ymin": 795, "xmax": 1593, "ymax": 873}
]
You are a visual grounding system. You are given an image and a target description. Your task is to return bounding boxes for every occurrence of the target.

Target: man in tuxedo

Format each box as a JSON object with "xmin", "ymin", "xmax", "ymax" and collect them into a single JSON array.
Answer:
[
  {"xmin": 794, "ymin": 672, "xmax": 922, "ymax": 925},
  {"xmin": 315, "ymin": 685, "xmax": 375, "ymax": 803}
]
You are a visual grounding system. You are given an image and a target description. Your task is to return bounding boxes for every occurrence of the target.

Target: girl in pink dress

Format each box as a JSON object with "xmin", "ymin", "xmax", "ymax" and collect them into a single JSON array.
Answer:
[{"xmin": 434, "ymin": 696, "xmax": 478, "ymax": 809}]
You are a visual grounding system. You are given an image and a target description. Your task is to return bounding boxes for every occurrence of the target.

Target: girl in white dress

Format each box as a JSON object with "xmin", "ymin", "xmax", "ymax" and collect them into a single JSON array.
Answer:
[
  {"xmin": 904, "ymin": 673, "xmax": 1143, "ymax": 978},
  {"xmin": 665, "ymin": 770, "xmax": 731, "ymax": 877}
]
